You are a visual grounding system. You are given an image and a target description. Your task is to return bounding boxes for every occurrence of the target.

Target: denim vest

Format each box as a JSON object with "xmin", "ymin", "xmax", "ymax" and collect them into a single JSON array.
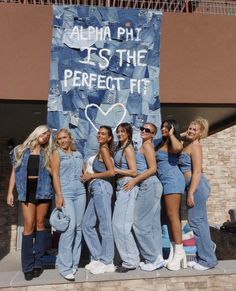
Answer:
[{"xmin": 10, "ymin": 147, "xmax": 53, "ymax": 201}]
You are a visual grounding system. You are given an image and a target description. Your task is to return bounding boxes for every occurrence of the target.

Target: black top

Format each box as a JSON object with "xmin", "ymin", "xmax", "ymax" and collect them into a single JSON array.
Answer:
[{"xmin": 27, "ymin": 155, "xmax": 40, "ymax": 176}]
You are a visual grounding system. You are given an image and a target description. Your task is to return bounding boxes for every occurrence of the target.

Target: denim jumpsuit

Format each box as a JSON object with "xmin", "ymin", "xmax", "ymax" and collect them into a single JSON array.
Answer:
[
  {"xmin": 178, "ymin": 152, "xmax": 218, "ymax": 268},
  {"xmin": 56, "ymin": 149, "xmax": 86, "ymax": 277},
  {"xmin": 112, "ymin": 148, "xmax": 140, "ymax": 269},
  {"xmin": 82, "ymin": 156, "xmax": 114, "ymax": 264},
  {"xmin": 157, "ymin": 150, "xmax": 185, "ymax": 195},
  {"xmin": 133, "ymin": 151, "xmax": 164, "ymax": 264}
]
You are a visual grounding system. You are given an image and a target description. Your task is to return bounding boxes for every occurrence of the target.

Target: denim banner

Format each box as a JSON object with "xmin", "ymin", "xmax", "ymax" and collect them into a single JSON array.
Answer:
[{"xmin": 47, "ymin": 5, "xmax": 162, "ymax": 157}]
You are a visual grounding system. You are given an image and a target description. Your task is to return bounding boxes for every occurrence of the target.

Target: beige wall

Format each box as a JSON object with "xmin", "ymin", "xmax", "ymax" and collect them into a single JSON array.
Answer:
[
  {"xmin": 0, "ymin": 4, "xmax": 236, "ymax": 103},
  {"xmin": 202, "ymin": 124, "xmax": 236, "ymax": 224}
]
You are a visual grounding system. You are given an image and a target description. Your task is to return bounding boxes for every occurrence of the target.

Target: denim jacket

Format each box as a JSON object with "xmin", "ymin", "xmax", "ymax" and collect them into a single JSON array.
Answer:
[{"xmin": 10, "ymin": 147, "xmax": 53, "ymax": 201}]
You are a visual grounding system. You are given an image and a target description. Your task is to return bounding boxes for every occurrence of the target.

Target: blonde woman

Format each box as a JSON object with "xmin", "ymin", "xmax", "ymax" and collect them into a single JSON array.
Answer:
[
  {"xmin": 179, "ymin": 118, "xmax": 218, "ymax": 270},
  {"xmin": 7, "ymin": 125, "xmax": 53, "ymax": 281},
  {"xmin": 51, "ymin": 128, "xmax": 86, "ymax": 281}
]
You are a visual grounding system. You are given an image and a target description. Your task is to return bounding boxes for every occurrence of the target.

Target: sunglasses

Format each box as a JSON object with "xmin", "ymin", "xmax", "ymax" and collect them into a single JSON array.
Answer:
[{"xmin": 140, "ymin": 126, "xmax": 154, "ymax": 134}]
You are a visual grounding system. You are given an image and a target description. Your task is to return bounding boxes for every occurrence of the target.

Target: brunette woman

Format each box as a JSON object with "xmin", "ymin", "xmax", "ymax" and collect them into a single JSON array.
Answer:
[
  {"xmin": 112, "ymin": 123, "xmax": 139, "ymax": 273},
  {"xmin": 156, "ymin": 120, "xmax": 186, "ymax": 271},
  {"xmin": 81, "ymin": 126, "xmax": 116, "ymax": 275}
]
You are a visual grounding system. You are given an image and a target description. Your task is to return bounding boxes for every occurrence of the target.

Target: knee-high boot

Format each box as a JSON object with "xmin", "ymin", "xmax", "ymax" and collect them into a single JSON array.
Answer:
[
  {"xmin": 21, "ymin": 233, "xmax": 35, "ymax": 273},
  {"xmin": 34, "ymin": 230, "xmax": 46, "ymax": 275}
]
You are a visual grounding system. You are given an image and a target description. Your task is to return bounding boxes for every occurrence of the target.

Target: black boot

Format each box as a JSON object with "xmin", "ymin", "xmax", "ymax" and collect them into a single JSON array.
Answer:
[
  {"xmin": 21, "ymin": 233, "xmax": 35, "ymax": 281},
  {"xmin": 34, "ymin": 230, "xmax": 46, "ymax": 277}
]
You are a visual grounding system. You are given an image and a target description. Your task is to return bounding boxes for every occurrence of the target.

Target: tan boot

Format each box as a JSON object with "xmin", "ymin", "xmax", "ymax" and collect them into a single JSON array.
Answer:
[{"xmin": 166, "ymin": 243, "xmax": 187, "ymax": 271}]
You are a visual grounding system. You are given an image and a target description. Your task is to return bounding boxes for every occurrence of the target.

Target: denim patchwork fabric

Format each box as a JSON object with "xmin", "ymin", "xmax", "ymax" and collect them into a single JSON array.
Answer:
[{"xmin": 48, "ymin": 6, "xmax": 162, "ymax": 157}]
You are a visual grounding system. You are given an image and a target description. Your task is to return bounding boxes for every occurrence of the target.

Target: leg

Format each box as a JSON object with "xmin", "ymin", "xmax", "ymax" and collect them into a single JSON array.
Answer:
[
  {"xmin": 188, "ymin": 177, "xmax": 217, "ymax": 268},
  {"xmin": 164, "ymin": 194, "xmax": 182, "ymax": 244},
  {"xmin": 57, "ymin": 198, "xmax": 76, "ymax": 276},
  {"xmin": 133, "ymin": 177, "xmax": 163, "ymax": 264},
  {"xmin": 82, "ymin": 194, "xmax": 102, "ymax": 261},
  {"xmin": 112, "ymin": 180, "xmax": 139, "ymax": 269},
  {"xmin": 93, "ymin": 181, "xmax": 114, "ymax": 264},
  {"xmin": 72, "ymin": 194, "xmax": 86, "ymax": 270},
  {"xmin": 20, "ymin": 203, "xmax": 36, "ymax": 278}
]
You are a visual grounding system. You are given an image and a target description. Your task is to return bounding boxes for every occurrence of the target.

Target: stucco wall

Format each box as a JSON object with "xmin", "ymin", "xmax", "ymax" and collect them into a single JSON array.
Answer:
[{"xmin": 0, "ymin": 4, "xmax": 236, "ymax": 104}]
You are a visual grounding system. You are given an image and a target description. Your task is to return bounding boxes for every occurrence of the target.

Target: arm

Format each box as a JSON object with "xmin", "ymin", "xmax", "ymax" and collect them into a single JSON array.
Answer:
[
  {"xmin": 187, "ymin": 143, "xmax": 202, "ymax": 207},
  {"xmin": 123, "ymin": 143, "xmax": 156, "ymax": 190},
  {"xmin": 7, "ymin": 166, "xmax": 15, "ymax": 207},
  {"xmin": 81, "ymin": 146, "xmax": 115, "ymax": 182},
  {"xmin": 51, "ymin": 151, "xmax": 64, "ymax": 208},
  {"xmin": 169, "ymin": 126, "xmax": 183, "ymax": 153},
  {"xmin": 115, "ymin": 145, "xmax": 137, "ymax": 177}
]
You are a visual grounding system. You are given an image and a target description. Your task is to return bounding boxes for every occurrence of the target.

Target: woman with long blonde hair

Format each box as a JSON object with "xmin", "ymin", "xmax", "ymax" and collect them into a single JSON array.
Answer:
[
  {"xmin": 51, "ymin": 128, "xmax": 86, "ymax": 281},
  {"xmin": 179, "ymin": 118, "xmax": 218, "ymax": 270},
  {"xmin": 7, "ymin": 125, "xmax": 53, "ymax": 281}
]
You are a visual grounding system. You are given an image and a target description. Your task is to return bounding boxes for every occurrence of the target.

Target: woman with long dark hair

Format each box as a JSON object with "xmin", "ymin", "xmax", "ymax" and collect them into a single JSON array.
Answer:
[
  {"xmin": 112, "ymin": 123, "xmax": 139, "ymax": 273},
  {"xmin": 156, "ymin": 120, "xmax": 186, "ymax": 271},
  {"xmin": 81, "ymin": 126, "xmax": 116, "ymax": 275}
]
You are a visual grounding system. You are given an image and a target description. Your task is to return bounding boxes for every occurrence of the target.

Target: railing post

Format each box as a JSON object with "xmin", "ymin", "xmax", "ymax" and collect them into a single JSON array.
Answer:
[{"xmin": 185, "ymin": 0, "xmax": 189, "ymax": 13}]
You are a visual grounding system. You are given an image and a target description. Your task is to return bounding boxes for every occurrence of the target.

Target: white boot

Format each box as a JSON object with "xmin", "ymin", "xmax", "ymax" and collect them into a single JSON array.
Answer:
[
  {"xmin": 164, "ymin": 241, "xmax": 174, "ymax": 267},
  {"xmin": 166, "ymin": 243, "xmax": 187, "ymax": 271}
]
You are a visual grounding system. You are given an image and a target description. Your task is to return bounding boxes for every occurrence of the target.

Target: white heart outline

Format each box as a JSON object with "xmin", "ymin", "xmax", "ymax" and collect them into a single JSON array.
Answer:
[{"xmin": 85, "ymin": 103, "xmax": 127, "ymax": 133}]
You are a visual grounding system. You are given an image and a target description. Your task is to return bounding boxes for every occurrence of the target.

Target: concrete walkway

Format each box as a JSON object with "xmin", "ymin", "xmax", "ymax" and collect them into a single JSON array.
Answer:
[{"xmin": 0, "ymin": 252, "xmax": 236, "ymax": 289}]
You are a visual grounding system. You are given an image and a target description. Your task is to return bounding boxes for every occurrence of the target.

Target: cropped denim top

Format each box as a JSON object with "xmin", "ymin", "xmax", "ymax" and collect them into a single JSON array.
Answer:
[
  {"xmin": 93, "ymin": 155, "xmax": 107, "ymax": 173},
  {"xmin": 10, "ymin": 147, "xmax": 53, "ymax": 201},
  {"xmin": 135, "ymin": 151, "xmax": 147, "ymax": 173},
  {"xmin": 114, "ymin": 148, "xmax": 129, "ymax": 170},
  {"xmin": 178, "ymin": 152, "xmax": 192, "ymax": 174}
]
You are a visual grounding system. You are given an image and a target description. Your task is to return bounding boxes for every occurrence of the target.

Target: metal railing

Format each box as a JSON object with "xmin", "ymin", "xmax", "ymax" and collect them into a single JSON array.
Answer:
[{"xmin": 1, "ymin": 0, "xmax": 236, "ymax": 15}]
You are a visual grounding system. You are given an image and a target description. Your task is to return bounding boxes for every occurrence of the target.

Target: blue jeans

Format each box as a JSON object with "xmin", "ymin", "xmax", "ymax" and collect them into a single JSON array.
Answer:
[
  {"xmin": 187, "ymin": 176, "xmax": 218, "ymax": 268},
  {"xmin": 112, "ymin": 177, "xmax": 140, "ymax": 268},
  {"xmin": 133, "ymin": 176, "xmax": 163, "ymax": 263},
  {"xmin": 56, "ymin": 194, "xmax": 86, "ymax": 276},
  {"xmin": 82, "ymin": 179, "xmax": 114, "ymax": 264}
]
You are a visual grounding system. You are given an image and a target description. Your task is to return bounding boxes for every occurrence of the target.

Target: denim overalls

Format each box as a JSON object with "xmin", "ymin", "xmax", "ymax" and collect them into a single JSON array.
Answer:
[
  {"xmin": 56, "ymin": 149, "xmax": 86, "ymax": 277},
  {"xmin": 112, "ymin": 147, "xmax": 140, "ymax": 269},
  {"xmin": 10, "ymin": 147, "xmax": 53, "ymax": 201},
  {"xmin": 178, "ymin": 152, "xmax": 218, "ymax": 268},
  {"xmin": 82, "ymin": 155, "xmax": 114, "ymax": 264},
  {"xmin": 133, "ymin": 151, "xmax": 164, "ymax": 264}
]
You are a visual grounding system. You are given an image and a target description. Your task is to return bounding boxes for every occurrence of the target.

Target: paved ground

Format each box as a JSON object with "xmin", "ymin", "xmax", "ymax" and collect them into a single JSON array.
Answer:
[{"xmin": 0, "ymin": 251, "xmax": 236, "ymax": 288}]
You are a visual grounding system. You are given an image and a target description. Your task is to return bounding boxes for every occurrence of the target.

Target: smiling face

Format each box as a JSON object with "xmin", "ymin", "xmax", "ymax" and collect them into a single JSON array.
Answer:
[
  {"xmin": 161, "ymin": 122, "xmax": 169, "ymax": 138},
  {"xmin": 186, "ymin": 122, "xmax": 201, "ymax": 142},
  {"xmin": 97, "ymin": 127, "xmax": 111, "ymax": 146},
  {"xmin": 116, "ymin": 126, "xmax": 129, "ymax": 143},
  {"xmin": 37, "ymin": 130, "xmax": 51, "ymax": 146},
  {"xmin": 140, "ymin": 123, "xmax": 155, "ymax": 141},
  {"xmin": 56, "ymin": 131, "xmax": 72, "ymax": 151}
]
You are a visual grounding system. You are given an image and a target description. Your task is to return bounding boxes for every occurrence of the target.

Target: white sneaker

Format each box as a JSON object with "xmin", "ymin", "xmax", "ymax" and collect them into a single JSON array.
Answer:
[
  {"xmin": 193, "ymin": 263, "xmax": 210, "ymax": 271},
  {"xmin": 72, "ymin": 268, "xmax": 77, "ymax": 275},
  {"xmin": 140, "ymin": 256, "xmax": 165, "ymax": 272},
  {"xmin": 187, "ymin": 261, "xmax": 197, "ymax": 268},
  {"xmin": 90, "ymin": 262, "xmax": 116, "ymax": 275},
  {"xmin": 63, "ymin": 273, "xmax": 75, "ymax": 281},
  {"xmin": 139, "ymin": 262, "xmax": 145, "ymax": 267},
  {"xmin": 85, "ymin": 260, "xmax": 100, "ymax": 271}
]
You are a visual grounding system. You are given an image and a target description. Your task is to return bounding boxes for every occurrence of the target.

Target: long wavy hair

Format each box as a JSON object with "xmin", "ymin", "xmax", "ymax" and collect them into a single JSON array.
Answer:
[
  {"xmin": 99, "ymin": 125, "xmax": 115, "ymax": 157},
  {"xmin": 116, "ymin": 123, "xmax": 133, "ymax": 166},
  {"xmin": 14, "ymin": 125, "xmax": 52, "ymax": 170},
  {"xmin": 54, "ymin": 128, "xmax": 77, "ymax": 151},
  {"xmin": 190, "ymin": 117, "xmax": 209, "ymax": 139}
]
